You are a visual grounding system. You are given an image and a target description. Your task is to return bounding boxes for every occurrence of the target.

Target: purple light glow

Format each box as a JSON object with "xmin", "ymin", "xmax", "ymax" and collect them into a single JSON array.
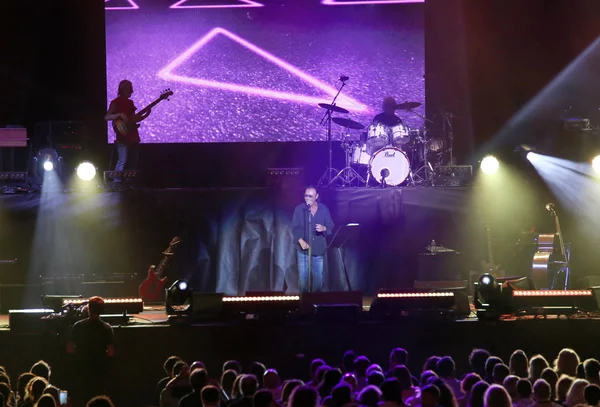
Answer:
[
  {"xmin": 158, "ymin": 27, "xmax": 369, "ymax": 112},
  {"xmin": 105, "ymin": 0, "xmax": 139, "ymax": 10},
  {"xmin": 322, "ymin": 0, "xmax": 423, "ymax": 5},
  {"xmin": 170, "ymin": 0, "xmax": 264, "ymax": 9}
]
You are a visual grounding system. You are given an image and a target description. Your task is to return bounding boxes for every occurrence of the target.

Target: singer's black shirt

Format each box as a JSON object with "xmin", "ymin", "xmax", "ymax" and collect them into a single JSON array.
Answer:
[{"xmin": 291, "ymin": 202, "xmax": 334, "ymax": 256}]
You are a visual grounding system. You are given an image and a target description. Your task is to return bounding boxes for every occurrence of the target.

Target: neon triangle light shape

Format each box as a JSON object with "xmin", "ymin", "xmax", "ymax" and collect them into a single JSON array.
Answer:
[
  {"xmin": 170, "ymin": 0, "xmax": 264, "ymax": 8},
  {"xmin": 105, "ymin": 0, "xmax": 139, "ymax": 10},
  {"xmin": 157, "ymin": 27, "xmax": 368, "ymax": 112},
  {"xmin": 322, "ymin": 0, "xmax": 423, "ymax": 5}
]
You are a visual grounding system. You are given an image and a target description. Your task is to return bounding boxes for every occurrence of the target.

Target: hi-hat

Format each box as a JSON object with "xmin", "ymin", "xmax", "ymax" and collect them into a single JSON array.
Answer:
[
  {"xmin": 395, "ymin": 101, "xmax": 422, "ymax": 110},
  {"xmin": 332, "ymin": 117, "xmax": 365, "ymax": 130},
  {"xmin": 318, "ymin": 103, "xmax": 349, "ymax": 114}
]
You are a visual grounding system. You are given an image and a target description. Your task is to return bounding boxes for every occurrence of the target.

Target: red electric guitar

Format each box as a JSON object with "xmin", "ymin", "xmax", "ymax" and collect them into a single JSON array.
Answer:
[{"xmin": 138, "ymin": 236, "xmax": 181, "ymax": 302}]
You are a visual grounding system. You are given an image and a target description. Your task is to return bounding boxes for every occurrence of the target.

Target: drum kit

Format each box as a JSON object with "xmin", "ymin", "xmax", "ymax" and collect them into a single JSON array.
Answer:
[{"xmin": 317, "ymin": 101, "xmax": 451, "ymax": 187}]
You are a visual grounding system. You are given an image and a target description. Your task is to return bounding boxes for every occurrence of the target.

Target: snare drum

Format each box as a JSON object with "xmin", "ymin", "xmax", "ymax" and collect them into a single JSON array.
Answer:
[
  {"xmin": 391, "ymin": 123, "xmax": 410, "ymax": 147},
  {"xmin": 351, "ymin": 144, "xmax": 371, "ymax": 166},
  {"xmin": 366, "ymin": 123, "xmax": 389, "ymax": 155}
]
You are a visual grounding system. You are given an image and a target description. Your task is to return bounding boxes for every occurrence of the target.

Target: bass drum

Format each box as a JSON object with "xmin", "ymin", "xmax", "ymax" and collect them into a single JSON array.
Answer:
[
  {"xmin": 369, "ymin": 147, "xmax": 411, "ymax": 186},
  {"xmin": 351, "ymin": 144, "xmax": 371, "ymax": 166}
]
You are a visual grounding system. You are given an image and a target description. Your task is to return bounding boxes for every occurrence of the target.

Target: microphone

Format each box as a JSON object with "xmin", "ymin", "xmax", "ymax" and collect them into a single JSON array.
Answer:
[
  {"xmin": 380, "ymin": 168, "xmax": 389, "ymax": 187},
  {"xmin": 545, "ymin": 203, "xmax": 554, "ymax": 212},
  {"xmin": 339, "ymin": 75, "xmax": 349, "ymax": 82}
]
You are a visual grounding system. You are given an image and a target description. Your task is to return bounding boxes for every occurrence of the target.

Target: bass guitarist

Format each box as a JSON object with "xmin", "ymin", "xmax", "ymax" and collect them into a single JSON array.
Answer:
[{"xmin": 104, "ymin": 79, "xmax": 152, "ymax": 172}]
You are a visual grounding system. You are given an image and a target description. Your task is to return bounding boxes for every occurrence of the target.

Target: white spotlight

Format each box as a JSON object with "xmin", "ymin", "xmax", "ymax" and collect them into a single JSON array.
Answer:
[
  {"xmin": 480, "ymin": 155, "xmax": 499, "ymax": 175},
  {"xmin": 592, "ymin": 155, "xmax": 600, "ymax": 174},
  {"xmin": 526, "ymin": 152, "xmax": 541, "ymax": 163},
  {"xmin": 43, "ymin": 160, "xmax": 54, "ymax": 172},
  {"xmin": 76, "ymin": 162, "xmax": 96, "ymax": 181}
]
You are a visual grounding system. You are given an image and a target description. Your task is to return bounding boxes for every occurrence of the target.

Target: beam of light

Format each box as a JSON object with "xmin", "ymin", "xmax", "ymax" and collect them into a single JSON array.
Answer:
[
  {"xmin": 105, "ymin": 0, "xmax": 139, "ymax": 10},
  {"xmin": 477, "ymin": 36, "xmax": 600, "ymax": 156},
  {"xmin": 76, "ymin": 162, "xmax": 97, "ymax": 182},
  {"xmin": 480, "ymin": 155, "xmax": 499, "ymax": 175},
  {"xmin": 43, "ymin": 161, "xmax": 54, "ymax": 172},
  {"xmin": 526, "ymin": 151, "xmax": 541, "ymax": 164},
  {"xmin": 322, "ymin": 0, "xmax": 423, "ymax": 4},
  {"xmin": 526, "ymin": 153, "xmax": 600, "ymax": 237},
  {"xmin": 592, "ymin": 155, "xmax": 600, "ymax": 174},
  {"xmin": 170, "ymin": 0, "xmax": 264, "ymax": 8},
  {"xmin": 157, "ymin": 27, "xmax": 369, "ymax": 112}
]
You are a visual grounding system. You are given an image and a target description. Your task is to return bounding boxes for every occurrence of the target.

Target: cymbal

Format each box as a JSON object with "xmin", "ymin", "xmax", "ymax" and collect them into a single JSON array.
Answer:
[
  {"xmin": 318, "ymin": 103, "xmax": 349, "ymax": 114},
  {"xmin": 395, "ymin": 101, "xmax": 422, "ymax": 110},
  {"xmin": 332, "ymin": 117, "xmax": 365, "ymax": 130}
]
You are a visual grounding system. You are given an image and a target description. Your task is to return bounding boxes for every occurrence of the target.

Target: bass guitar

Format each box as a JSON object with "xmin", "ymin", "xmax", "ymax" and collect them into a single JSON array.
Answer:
[
  {"xmin": 481, "ymin": 221, "xmax": 504, "ymax": 276},
  {"xmin": 138, "ymin": 236, "xmax": 181, "ymax": 302},
  {"xmin": 113, "ymin": 88, "xmax": 173, "ymax": 141}
]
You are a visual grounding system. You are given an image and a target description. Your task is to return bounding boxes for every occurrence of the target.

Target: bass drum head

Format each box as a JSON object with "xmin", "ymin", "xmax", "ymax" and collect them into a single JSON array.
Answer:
[{"xmin": 369, "ymin": 147, "xmax": 410, "ymax": 186}]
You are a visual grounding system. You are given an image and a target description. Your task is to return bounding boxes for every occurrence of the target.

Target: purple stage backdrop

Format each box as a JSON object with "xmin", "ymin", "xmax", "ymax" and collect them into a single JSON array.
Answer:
[{"xmin": 105, "ymin": 0, "xmax": 424, "ymax": 143}]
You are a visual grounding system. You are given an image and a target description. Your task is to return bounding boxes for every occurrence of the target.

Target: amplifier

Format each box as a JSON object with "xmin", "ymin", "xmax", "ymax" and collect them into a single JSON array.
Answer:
[{"xmin": 435, "ymin": 165, "xmax": 473, "ymax": 186}]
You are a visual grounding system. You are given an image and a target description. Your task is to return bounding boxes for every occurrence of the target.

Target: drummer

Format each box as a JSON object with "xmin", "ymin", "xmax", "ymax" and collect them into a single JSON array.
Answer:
[{"xmin": 373, "ymin": 96, "xmax": 405, "ymax": 127}]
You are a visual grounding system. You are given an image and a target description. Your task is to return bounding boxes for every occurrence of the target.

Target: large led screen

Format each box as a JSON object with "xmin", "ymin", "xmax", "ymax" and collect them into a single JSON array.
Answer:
[{"xmin": 105, "ymin": 0, "xmax": 424, "ymax": 142}]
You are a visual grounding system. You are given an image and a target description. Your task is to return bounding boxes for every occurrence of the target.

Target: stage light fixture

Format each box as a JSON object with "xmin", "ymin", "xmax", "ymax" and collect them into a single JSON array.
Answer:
[
  {"xmin": 592, "ymin": 155, "xmax": 600, "ymax": 174},
  {"xmin": 221, "ymin": 294, "xmax": 300, "ymax": 321},
  {"xmin": 62, "ymin": 297, "xmax": 144, "ymax": 314},
  {"xmin": 479, "ymin": 273, "xmax": 497, "ymax": 288},
  {"xmin": 76, "ymin": 162, "xmax": 97, "ymax": 181},
  {"xmin": 369, "ymin": 289, "xmax": 469, "ymax": 319},
  {"xmin": 511, "ymin": 289, "xmax": 598, "ymax": 315},
  {"xmin": 222, "ymin": 295, "xmax": 300, "ymax": 302},
  {"xmin": 34, "ymin": 148, "xmax": 61, "ymax": 181},
  {"xmin": 166, "ymin": 279, "xmax": 193, "ymax": 315},
  {"xmin": 480, "ymin": 155, "xmax": 499, "ymax": 175}
]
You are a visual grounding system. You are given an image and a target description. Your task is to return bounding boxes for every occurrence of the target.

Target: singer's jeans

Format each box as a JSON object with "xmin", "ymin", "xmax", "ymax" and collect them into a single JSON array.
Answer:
[{"xmin": 297, "ymin": 251, "xmax": 324, "ymax": 293}]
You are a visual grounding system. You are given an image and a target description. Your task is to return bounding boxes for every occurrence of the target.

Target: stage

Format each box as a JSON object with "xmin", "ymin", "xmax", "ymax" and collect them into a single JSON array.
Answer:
[{"xmin": 0, "ymin": 185, "xmax": 551, "ymax": 303}]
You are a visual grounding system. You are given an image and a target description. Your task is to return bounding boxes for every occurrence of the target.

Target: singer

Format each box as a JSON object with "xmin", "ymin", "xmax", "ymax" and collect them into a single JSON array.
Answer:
[{"xmin": 291, "ymin": 186, "xmax": 334, "ymax": 293}]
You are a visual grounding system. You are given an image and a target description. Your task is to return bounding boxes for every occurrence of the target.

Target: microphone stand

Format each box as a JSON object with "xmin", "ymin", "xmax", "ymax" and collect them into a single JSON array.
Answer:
[
  {"xmin": 318, "ymin": 80, "xmax": 348, "ymax": 187},
  {"xmin": 306, "ymin": 205, "xmax": 313, "ymax": 293}
]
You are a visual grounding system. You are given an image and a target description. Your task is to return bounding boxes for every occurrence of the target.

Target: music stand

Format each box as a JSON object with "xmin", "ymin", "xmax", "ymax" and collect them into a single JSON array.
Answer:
[{"xmin": 328, "ymin": 223, "xmax": 360, "ymax": 291}]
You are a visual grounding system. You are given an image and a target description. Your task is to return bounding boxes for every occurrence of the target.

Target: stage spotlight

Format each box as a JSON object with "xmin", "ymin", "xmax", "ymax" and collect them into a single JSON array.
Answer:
[
  {"xmin": 166, "ymin": 279, "xmax": 192, "ymax": 315},
  {"xmin": 592, "ymin": 155, "xmax": 600, "ymax": 174},
  {"xmin": 76, "ymin": 162, "xmax": 97, "ymax": 181},
  {"xmin": 480, "ymin": 155, "xmax": 499, "ymax": 175},
  {"xmin": 479, "ymin": 273, "xmax": 497, "ymax": 288},
  {"xmin": 34, "ymin": 148, "xmax": 61, "ymax": 181},
  {"xmin": 43, "ymin": 160, "xmax": 54, "ymax": 172},
  {"xmin": 526, "ymin": 152, "xmax": 541, "ymax": 163}
]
